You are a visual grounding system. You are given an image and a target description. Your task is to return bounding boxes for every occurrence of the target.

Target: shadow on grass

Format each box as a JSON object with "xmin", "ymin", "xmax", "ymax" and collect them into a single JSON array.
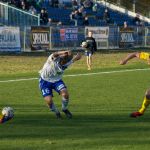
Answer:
[{"xmin": 1, "ymin": 113, "xmax": 150, "ymax": 140}]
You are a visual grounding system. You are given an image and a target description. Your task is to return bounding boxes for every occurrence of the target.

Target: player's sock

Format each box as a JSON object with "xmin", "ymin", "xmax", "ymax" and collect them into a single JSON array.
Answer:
[
  {"xmin": 138, "ymin": 96, "xmax": 150, "ymax": 114},
  {"xmin": 49, "ymin": 103, "xmax": 59, "ymax": 113},
  {"xmin": 62, "ymin": 98, "xmax": 72, "ymax": 118},
  {"xmin": 49, "ymin": 103, "xmax": 61, "ymax": 118},
  {"xmin": 62, "ymin": 97, "xmax": 69, "ymax": 111}
]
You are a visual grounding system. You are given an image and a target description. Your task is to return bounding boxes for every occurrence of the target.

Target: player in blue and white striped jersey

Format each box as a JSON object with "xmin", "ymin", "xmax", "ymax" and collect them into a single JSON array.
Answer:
[{"xmin": 39, "ymin": 50, "xmax": 81, "ymax": 119}]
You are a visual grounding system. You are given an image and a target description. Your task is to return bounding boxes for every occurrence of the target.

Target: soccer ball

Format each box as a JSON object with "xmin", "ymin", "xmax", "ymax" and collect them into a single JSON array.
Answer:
[
  {"xmin": 81, "ymin": 41, "xmax": 88, "ymax": 48},
  {"xmin": 2, "ymin": 107, "xmax": 14, "ymax": 118}
]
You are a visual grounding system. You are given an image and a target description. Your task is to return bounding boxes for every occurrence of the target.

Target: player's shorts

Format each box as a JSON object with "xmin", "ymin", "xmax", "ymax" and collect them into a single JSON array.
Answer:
[
  {"xmin": 39, "ymin": 77, "xmax": 67, "ymax": 97},
  {"xmin": 139, "ymin": 52, "xmax": 150, "ymax": 60},
  {"xmin": 85, "ymin": 51, "xmax": 92, "ymax": 57}
]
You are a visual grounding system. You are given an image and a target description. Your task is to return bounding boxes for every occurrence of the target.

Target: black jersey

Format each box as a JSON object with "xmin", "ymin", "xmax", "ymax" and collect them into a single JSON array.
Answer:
[{"xmin": 85, "ymin": 37, "xmax": 97, "ymax": 53}]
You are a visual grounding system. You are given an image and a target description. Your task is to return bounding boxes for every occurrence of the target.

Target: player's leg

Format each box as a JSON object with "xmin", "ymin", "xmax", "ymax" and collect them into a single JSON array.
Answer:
[
  {"xmin": 60, "ymin": 89, "xmax": 72, "ymax": 119},
  {"xmin": 130, "ymin": 89, "xmax": 150, "ymax": 117},
  {"xmin": 87, "ymin": 56, "xmax": 92, "ymax": 70},
  {"xmin": 44, "ymin": 96, "xmax": 61, "ymax": 118},
  {"xmin": 86, "ymin": 56, "xmax": 90, "ymax": 70},
  {"xmin": 39, "ymin": 78, "xmax": 61, "ymax": 118},
  {"xmin": 54, "ymin": 80, "xmax": 72, "ymax": 118},
  {"xmin": 139, "ymin": 89, "xmax": 150, "ymax": 114},
  {"xmin": 120, "ymin": 52, "xmax": 140, "ymax": 65},
  {"xmin": 85, "ymin": 51, "xmax": 90, "ymax": 70},
  {"xmin": 60, "ymin": 89, "xmax": 69, "ymax": 110},
  {"xmin": 88, "ymin": 53, "xmax": 92, "ymax": 70}
]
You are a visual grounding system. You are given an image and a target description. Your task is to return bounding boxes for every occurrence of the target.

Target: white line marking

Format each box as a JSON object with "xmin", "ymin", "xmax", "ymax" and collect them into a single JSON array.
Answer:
[
  {"xmin": 0, "ymin": 68, "xmax": 150, "ymax": 83},
  {"xmin": 0, "ymin": 78, "xmax": 38, "ymax": 83},
  {"xmin": 65, "ymin": 68, "xmax": 150, "ymax": 77}
]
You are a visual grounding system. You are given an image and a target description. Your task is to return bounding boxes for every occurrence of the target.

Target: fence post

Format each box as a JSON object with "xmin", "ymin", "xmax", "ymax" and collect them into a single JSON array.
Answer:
[
  {"xmin": 38, "ymin": 14, "xmax": 40, "ymax": 26},
  {"xmin": 107, "ymin": 26, "xmax": 109, "ymax": 49},
  {"xmin": 144, "ymin": 27, "xmax": 148, "ymax": 47},
  {"xmin": 5, "ymin": 3, "xmax": 9, "ymax": 25},
  {"xmin": 132, "ymin": 0, "xmax": 136, "ymax": 13},
  {"xmin": 23, "ymin": 27, "xmax": 26, "ymax": 52},
  {"xmin": 49, "ymin": 27, "xmax": 52, "ymax": 50},
  {"xmin": 117, "ymin": 26, "xmax": 120, "ymax": 48}
]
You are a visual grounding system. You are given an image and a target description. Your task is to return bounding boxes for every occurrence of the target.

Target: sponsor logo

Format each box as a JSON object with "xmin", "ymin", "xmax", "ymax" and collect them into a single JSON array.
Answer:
[
  {"xmin": 120, "ymin": 33, "xmax": 134, "ymax": 43},
  {"xmin": 0, "ymin": 30, "xmax": 16, "ymax": 42},
  {"xmin": 32, "ymin": 33, "xmax": 49, "ymax": 44}
]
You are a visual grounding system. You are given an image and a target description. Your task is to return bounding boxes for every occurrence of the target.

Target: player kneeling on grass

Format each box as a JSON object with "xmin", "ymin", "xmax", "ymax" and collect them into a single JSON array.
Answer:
[
  {"xmin": 120, "ymin": 52, "xmax": 150, "ymax": 65},
  {"xmin": 120, "ymin": 52, "xmax": 150, "ymax": 117},
  {"xmin": 39, "ymin": 51, "xmax": 81, "ymax": 119}
]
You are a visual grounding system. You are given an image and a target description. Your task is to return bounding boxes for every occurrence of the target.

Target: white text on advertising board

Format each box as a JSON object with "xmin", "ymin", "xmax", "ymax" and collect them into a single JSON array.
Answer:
[
  {"xmin": 121, "ymin": 33, "xmax": 134, "ymax": 43},
  {"xmin": 0, "ymin": 27, "xmax": 21, "ymax": 52},
  {"xmin": 32, "ymin": 33, "xmax": 49, "ymax": 44},
  {"xmin": 0, "ymin": 30, "xmax": 16, "ymax": 43}
]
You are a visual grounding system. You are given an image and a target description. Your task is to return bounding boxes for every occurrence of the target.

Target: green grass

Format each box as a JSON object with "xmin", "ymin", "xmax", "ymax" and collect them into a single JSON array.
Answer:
[{"xmin": 0, "ymin": 53, "xmax": 150, "ymax": 150}]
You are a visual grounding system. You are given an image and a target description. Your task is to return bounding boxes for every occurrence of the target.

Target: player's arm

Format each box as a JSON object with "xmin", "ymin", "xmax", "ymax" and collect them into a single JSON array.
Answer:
[
  {"xmin": 93, "ymin": 38, "xmax": 97, "ymax": 51},
  {"xmin": 72, "ymin": 52, "xmax": 82, "ymax": 63},
  {"xmin": 61, "ymin": 52, "xmax": 82, "ymax": 68},
  {"xmin": 53, "ymin": 51, "xmax": 71, "ymax": 58},
  {"xmin": 120, "ymin": 52, "xmax": 140, "ymax": 65},
  {"xmin": 47, "ymin": 51, "xmax": 71, "ymax": 63}
]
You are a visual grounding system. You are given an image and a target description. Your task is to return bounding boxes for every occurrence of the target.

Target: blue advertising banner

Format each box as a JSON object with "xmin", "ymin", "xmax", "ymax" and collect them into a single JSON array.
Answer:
[
  {"xmin": 60, "ymin": 28, "xmax": 78, "ymax": 41},
  {"xmin": 0, "ymin": 27, "xmax": 21, "ymax": 52},
  {"xmin": 119, "ymin": 27, "xmax": 135, "ymax": 48}
]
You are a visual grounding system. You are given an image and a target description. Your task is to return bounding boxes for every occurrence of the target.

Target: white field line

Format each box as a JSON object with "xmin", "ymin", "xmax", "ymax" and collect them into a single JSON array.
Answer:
[{"xmin": 0, "ymin": 68, "xmax": 150, "ymax": 83}]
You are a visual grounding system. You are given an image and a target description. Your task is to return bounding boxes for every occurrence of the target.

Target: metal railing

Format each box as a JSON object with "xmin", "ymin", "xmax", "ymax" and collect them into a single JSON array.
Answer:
[
  {"xmin": 0, "ymin": 25, "xmax": 149, "ymax": 52},
  {"xmin": 100, "ymin": 0, "xmax": 150, "ymax": 18},
  {"xmin": 21, "ymin": 26, "xmax": 150, "ymax": 52},
  {"xmin": 0, "ymin": 2, "xmax": 40, "ymax": 28}
]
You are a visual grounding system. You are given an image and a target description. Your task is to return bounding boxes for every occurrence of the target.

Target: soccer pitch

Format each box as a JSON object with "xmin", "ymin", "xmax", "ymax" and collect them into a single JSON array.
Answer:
[{"xmin": 0, "ymin": 53, "xmax": 150, "ymax": 150}]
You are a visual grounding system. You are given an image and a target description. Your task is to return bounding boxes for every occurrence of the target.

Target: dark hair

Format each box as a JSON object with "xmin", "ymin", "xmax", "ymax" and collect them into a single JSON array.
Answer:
[
  {"xmin": 64, "ymin": 54, "xmax": 73, "ymax": 62},
  {"xmin": 60, "ymin": 54, "xmax": 73, "ymax": 65}
]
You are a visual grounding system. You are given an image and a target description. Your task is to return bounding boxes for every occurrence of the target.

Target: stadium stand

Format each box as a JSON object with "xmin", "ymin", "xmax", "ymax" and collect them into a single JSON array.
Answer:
[
  {"xmin": 40, "ymin": 0, "xmax": 149, "ymax": 26},
  {"xmin": 0, "ymin": 0, "xmax": 149, "ymax": 27}
]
